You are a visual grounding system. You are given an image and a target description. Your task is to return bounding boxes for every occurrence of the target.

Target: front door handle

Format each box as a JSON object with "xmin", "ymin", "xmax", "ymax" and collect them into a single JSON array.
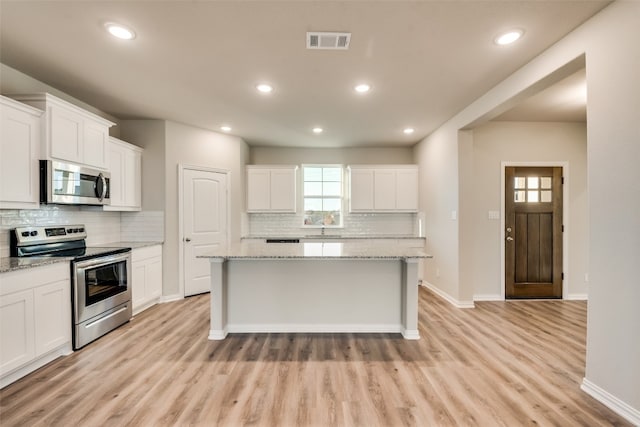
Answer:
[
  {"xmin": 506, "ymin": 236, "xmax": 514, "ymax": 242},
  {"xmin": 185, "ymin": 237, "xmax": 191, "ymax": 242}
]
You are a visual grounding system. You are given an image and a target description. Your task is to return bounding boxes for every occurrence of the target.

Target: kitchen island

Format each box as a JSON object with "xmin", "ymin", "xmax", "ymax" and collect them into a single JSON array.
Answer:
[{"xmin": 200, "ymin": 240, "xmax": 431, "ymax": 340}]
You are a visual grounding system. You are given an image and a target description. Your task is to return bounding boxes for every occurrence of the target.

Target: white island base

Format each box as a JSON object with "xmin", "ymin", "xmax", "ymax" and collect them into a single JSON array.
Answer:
[{"xmin": 208, "ymin": 258, "xmax": 421, "ymax": 340}]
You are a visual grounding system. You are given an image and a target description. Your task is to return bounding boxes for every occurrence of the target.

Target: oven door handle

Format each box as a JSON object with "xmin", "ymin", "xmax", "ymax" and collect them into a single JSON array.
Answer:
[{"xmin": 74, "ymin": 252, "xmax": 131, "ymax": 270}]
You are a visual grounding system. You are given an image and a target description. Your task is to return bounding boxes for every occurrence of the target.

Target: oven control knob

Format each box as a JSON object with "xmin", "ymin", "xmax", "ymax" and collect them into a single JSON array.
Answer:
[
  {"xmin": 21, "ymin": 231, "xmax": 30, "ymax": 237},
  {"xmin": 30, "ymin": 231, "xmax": 38, "ymax": 236},
  {"xmin": 79, "ymin": 227, "xmax": 85, "ymax": 232},
  {"xmin": 67, "ymin": 228, "xmax": 73, "ymax": 233},
  {"xmin": 74, "ymin": 228, "xmax": 80, "ymax": 233}
]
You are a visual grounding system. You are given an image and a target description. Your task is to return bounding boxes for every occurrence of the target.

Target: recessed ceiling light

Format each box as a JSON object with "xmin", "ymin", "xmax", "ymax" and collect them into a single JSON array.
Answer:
[
  {"xmin": 403, "ymin": 128, "xmax": 415, "ymax": 135},
  {"xmin": 220, "ymin": 126, "xmax": 232, "ymax": 132},
  {"xmin": 105, "ymin": 23, "xmax": 136, "ymax": 40},
  {"xmin": 494, "ymin": 29, "xmax": 524, "ymax": 45},
  {"xmin": 256, "ymin": 83, "xmax": 274, "ymax": 93},
  {"xmin": 312, "ymin": 127, "xmax": 323, "ymax": 134},
  {"xmin": 354, "ymin": 83, "xmax": 371, "ymax": 93}
]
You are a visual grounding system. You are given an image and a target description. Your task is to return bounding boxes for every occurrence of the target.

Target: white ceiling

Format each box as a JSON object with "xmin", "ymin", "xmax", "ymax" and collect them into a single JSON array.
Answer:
[{"xmin": 0, "ymin": 1, "xmax": 603, "ymax": 148}]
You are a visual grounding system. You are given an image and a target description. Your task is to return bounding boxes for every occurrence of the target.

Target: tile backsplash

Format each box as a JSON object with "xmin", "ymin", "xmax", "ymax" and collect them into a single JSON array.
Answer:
[
  {"xmin": 0, "ymin": 207, "xmax": 164, "ymax": 257},
  {"xmin": 247, "ymin": 211, "xmax": 419, "ymax": 237}
]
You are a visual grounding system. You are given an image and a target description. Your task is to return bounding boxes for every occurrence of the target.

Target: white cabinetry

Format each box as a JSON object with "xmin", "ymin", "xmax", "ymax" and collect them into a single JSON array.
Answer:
[
  {"xmin": 11, "ymin": 93, "xmax": 115, "ymax": 170},
  {"xmin": 0, "ymin": 262, "xmax": 72, "ymax": 388},
  {"xmin": 349, "ymin": 165, "xmax": 418, "ymax": 212},
  {"xmin": 0, "ymin": 96, "xmax": 42, "ymax": 209},
  {"xmin": 246, "ymin": 165, "xmax": 297, "ymax": 212},
  {"xmin": 105, "ymin": 137, "xmax": 142, "ymax": 211},
  {"xmin": 132, "ymin": 245, "xmax": 163, "ymax": 315}
]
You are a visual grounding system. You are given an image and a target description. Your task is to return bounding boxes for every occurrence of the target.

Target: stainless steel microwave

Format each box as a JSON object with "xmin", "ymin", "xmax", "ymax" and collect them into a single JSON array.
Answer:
[{"xmin": 40, "ymin": 160, "xmax": 111, "ymax": 206}]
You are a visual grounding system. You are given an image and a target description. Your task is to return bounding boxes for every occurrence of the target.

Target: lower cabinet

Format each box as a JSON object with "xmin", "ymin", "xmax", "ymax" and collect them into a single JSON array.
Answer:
[
  {"xmin": 132, "ymin": 245, "xmax": 163, "ymax": 315},
  {"xmin": 0, "ymin": 262, "xmax": 72, "ymax": 388}
]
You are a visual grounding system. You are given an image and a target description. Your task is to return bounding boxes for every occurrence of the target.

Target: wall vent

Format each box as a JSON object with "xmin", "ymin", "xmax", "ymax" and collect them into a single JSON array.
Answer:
[{"xmin": 306, "ymin": 32, "xmax": 351, "ymax": 50}]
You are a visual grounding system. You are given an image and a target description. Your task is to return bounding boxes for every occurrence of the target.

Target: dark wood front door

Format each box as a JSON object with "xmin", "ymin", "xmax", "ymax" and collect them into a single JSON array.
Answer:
[{"xmin": 505, "ymin": 166, "xmax": 563, "ymax": 299}]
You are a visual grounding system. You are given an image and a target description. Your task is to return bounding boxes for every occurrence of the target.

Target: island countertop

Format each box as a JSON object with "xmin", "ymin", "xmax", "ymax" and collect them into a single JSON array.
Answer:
[{"xmin": 198, "ymin": 240, "xmax": 431, "ymax": 260}]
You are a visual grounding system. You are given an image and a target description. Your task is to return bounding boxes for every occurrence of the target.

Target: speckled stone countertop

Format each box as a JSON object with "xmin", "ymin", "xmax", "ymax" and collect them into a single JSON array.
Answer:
[
  {"xmin": 0, "ymin": 256, "xmax": 72, "ymax": 274},
  {"xmin": 199, "ymin": 240, "xmax": 432, "ymax": 260},
  {"xmin": 1, "ymin": 242, "xmax": 163, "ymax": 273},
  {"xmin": 92, "ymin": 241, "xmax": 163, "ymax": 249},
  {"xmin": 243, "ymin": 235, "xmax": 425, "ymax": 241}
]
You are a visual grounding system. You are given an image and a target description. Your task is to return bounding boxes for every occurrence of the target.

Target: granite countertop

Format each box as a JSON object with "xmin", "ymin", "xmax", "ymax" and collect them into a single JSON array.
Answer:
[
  {"xmin": 0, "ymin": 256, "xmax": 72, "ymax": 274},
  {"xmin": 92, "ymin": 241, "xmax": 163, "ymax": 249},
  {"xmin": 1, "ymin": 241, "xmax": 163, "ymax": 273},
  {"xmin": 199, "ymin": 240, "xmax": 432, "ymax": 260},
  {"xmin": 243, "ymin": 235, "xmax": 426, "ymax": 240}
]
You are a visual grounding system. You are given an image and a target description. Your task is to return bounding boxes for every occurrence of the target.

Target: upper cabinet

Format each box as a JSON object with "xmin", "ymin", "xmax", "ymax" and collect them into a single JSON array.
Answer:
[
  {"xmin": 246, "ymin": 165, "xmax": 297, "ymax": 212},
  {"xmin": 10, "ymin": 93, "xmax": 115, "ymax": 170},
  {"xmin": 104, "ymin": 137, "xmax": 142, "ymax": 211},
  {"xmin": 0, "ymin": 96, "xmax": 43, "ymax": 210},
  {"xmin": 348, "ymin": 165, "xmax": 419, "ymax": 213}
]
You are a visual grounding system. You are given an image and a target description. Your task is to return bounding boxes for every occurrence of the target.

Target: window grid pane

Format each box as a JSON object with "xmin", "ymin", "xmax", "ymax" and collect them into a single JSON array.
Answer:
[{"xmin": 303, "ymin": 166, "xmax": 343, "ymax": 226}]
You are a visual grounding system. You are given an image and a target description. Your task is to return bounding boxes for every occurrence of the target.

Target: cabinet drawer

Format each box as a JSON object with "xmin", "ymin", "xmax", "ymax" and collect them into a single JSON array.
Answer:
[
  {"xmin": 132, "ymin": 245, "xmax": 162, "ymax": 262},
  {"xmin": 0, "ymin": 263, "xmax": 69, "ymax": 296}
]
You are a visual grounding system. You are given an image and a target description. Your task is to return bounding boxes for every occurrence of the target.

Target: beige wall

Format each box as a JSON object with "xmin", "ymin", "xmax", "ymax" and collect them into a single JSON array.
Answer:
[
  {"xmin": 163, "ymin": 121, "xmax": 250, "ymax": 298},
  {"xmin": 120, "ymin": 120, "xmax": 166, "ymax": 211},
  {"xmin": 414, "ymin": 1, "xmax": 640, "ymax": 417},
  {"xmin": 250, "ymin": 146, "xmax": 414, "ymax": 165},
  {"xmin": 470, "ymin": 121, "xmax": 588, "ymax": 299}
]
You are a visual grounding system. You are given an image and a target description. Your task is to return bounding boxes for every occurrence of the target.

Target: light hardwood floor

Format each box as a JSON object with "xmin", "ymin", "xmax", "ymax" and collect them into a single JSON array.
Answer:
[{"xmin": 0, "ymin": 287, "xmax": 631, "ymax": 426}]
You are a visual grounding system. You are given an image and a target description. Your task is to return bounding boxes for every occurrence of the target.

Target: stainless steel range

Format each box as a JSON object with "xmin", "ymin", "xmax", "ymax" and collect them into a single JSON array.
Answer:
[{"xmin": 11, "ymin": 225, "xmax": 132, "ymax": 349}]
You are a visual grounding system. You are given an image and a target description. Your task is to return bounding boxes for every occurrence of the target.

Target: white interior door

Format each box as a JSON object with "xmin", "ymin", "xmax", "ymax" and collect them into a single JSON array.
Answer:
[{"xmin": 183, "ymin": 168, "xmax": 228, "ymax": 297}]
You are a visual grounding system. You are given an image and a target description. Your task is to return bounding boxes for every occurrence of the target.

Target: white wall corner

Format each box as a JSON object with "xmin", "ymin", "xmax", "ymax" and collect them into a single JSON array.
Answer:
[
  {"xmin": 581, "ymin": 378, "xmax": 640, "ymax": 426},
  {"xmin": 422, "ymin": 281, "xmax": 475, "ymax": 308}
]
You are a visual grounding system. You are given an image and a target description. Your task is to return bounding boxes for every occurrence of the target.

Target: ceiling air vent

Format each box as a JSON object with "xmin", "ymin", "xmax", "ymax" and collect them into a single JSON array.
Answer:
[{"xmin": 306, "ymin": 32, "xmax": 351, "ymax": 50}]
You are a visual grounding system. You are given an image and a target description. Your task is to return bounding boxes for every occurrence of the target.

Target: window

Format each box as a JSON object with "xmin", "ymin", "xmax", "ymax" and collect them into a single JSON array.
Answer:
[
  {"xmin": 303, "ymin": 165, "xmax": 343, "ymax": 226},
  {"xmin": 514, "ymin": 175, "xmax": 552, "ymax": 203}
]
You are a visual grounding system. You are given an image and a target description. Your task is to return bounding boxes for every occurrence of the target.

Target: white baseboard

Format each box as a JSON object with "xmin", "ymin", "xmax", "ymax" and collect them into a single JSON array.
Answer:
[
  {"xmin": 474, "ymin": 294, "xmax": 503, "ymax": 301},
  {"xmin": 226, "ymin": 323, "xmax": 404, "ymax": 334},
  {"xmin": 159, "ymin": 294, "xmax": 183, "ymax": 304},
  {"xmin": 422, "ymin": 282, "xmax": 475, "ymax": 308},
  {"xmin": 581, "ymin": 378, "xmax": 640, "ymax": 425},
  {"xmin": 566, "ymin": 293, "xmax": 588, "ymax": 300}
]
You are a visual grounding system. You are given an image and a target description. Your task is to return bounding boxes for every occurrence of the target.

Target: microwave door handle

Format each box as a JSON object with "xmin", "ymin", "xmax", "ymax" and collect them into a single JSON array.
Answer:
[{"xmin": 95, "ymin": 173, "xmax": 107, "ymax": 201}]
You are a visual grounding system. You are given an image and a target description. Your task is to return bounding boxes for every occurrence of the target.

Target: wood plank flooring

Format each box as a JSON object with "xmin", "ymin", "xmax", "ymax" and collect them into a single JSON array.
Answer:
[{"xmin": 0, "ymin": 287, "xmax": 631, "ymax": 426}]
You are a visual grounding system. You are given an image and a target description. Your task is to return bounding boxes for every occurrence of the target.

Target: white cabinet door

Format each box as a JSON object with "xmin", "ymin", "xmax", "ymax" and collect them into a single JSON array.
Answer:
[
  {"xmin": 33, "ymin": 280, "xmax": 71, "ymax": 355},
  {"xmin": 50, "ymin": 105, "xmax": 83, "ymax": 163},
  {"xmin": 0, "ymin": 97, "xmax": 41, "ymax": 209},
  {"xmin": 132, "ymin": 262, "xmax": 147, "ymax": 310},
  {"xmin": 246, "ymin": 166, "xmax": 297, "ymax": 212},
  {"xmin": 105, "ymin": 137, "xmax": 142, "ymax": 211},
  {"xmin": 349, "ymin": 168, "xmax": 374, "ymax": 212},
  {"xmin": 247, "ymin": 168, "xmax": 271, "ymax": 211},
  {"xmin": 348, "ymin": 165, "xmax": 419, "ymax": 212},
  {"xmin": 0, "ymin": 290, "xmax": 35, "ymax": 376},
  {"xmin": 374, "ymin": 170, "xmax": 397, "ymax": 210},
  {"xmin": 396, "ymin": 168, "xmax": 419, "ymax": 211},
  {"xmin": 270, "ymin": 168, "xmax": 296, "ymax": 211},
  {"xmin": 83, "ymin": 120, "xmax": 109, "ymax": 170},
  {"xmin": 109, "ymin": 144, "xmax": 126, "ymax": 207},
  {"xmin": 10, "ymin": 94, "xmax": 115, "ymax": 169},
  {"xmin": 132, "ymin": 245, "xmax": 163, "ymax": 314}
]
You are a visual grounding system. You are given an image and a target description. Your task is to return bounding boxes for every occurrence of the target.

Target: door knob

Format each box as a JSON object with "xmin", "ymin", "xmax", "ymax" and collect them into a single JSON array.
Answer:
[
  {"xmin": 506, "ymin": 236, "xmax": 514, "ymax": 241},
  {"xmin": 185, "ymin": 237, "xmax": 191, "ymax": 242}
]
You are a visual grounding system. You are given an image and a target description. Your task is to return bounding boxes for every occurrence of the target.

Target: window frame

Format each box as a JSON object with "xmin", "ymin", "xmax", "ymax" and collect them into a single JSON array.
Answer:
[{"xmin": 301, "ymin": 164, "xmax": 345, "ymax": 228}]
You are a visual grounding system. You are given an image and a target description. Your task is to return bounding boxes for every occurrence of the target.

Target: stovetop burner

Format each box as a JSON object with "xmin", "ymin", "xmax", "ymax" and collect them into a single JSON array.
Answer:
[{"xmin": 10, "ymin": 224, "xmax": 130, "ymax": 260}]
